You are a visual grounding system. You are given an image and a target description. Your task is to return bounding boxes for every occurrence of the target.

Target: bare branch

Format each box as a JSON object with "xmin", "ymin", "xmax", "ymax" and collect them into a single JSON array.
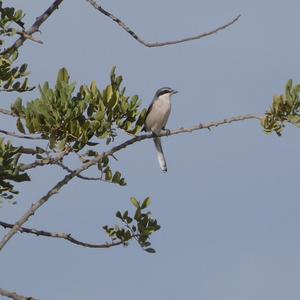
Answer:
[
  {"xmin": 57, "ymin": 161, "xmax": 104, "ymax": 181},
  {"xmin": 18, "ymin": 147, "xmax": 42, "ymax": 155},
  {"xmin": 16, "ymin": 31, "xmax": 43, "ymax": 45},
  {"xmin": 0, "ymin": 113, "xmax": 261, "ymax": 251},
  {"xmin": 0, "ymin": 288, "xmax": 36, "ymax": 300},
  {"xmin": 86, "ymin": 0, "xmax": 241, "ymax": 47},
  {"xmin": 19, "ymin": 148, "xmax": 71, "ymax": 172},
  {"xmin": 169, "ymin": 114, "xmax": 261, "ymax": 135},
  {"xmin": 0, "ymin": 107, "xmax": 16, "ymax": 117},
  {"xmin": 0, "ymin": 221, "xmax": 125, "ymax": 249},
  {"xmin": 1, "ymin": 0, "xmax": 64, "ymax": 56},
  {"xmin": 0, "ymin": 129, "xmax": 43, "ymax": 140}
]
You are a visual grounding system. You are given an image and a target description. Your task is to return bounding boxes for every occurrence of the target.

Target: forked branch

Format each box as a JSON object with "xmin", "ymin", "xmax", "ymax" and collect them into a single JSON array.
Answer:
[
  {"xmin": 0, "ymin": 221, "xmax": 125, "ymax": 249},
  {"xmin": 1, "ymin": 0, "xmax": 64, "ymax": 56},
  {"xmin": 86, "ymin": 0, "xmax": 241, "ymax": 47}
]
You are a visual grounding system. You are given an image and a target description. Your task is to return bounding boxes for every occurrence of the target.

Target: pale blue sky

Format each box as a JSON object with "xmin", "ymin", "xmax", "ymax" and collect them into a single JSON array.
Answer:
[{"xmin": 1, "ymin": 1, "xmax": 300, "ymax": 299}]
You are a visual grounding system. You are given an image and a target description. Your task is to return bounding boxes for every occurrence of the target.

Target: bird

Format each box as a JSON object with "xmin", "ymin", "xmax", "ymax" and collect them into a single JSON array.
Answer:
[{"xmin": 144, "ymin": 87, "xmax": 178, "ymax": 172}]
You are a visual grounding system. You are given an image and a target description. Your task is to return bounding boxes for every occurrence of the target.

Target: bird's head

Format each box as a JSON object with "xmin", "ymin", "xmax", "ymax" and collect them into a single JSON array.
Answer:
[{"xmin": 155, "ymin": 87, "xmax": 178, "ymax": 98}]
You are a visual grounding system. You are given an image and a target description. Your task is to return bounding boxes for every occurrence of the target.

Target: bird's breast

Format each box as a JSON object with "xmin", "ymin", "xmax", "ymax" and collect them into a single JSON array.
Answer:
[{"xmin": 145, "ymin": 96, "xmax": 171, "ymax": 134}]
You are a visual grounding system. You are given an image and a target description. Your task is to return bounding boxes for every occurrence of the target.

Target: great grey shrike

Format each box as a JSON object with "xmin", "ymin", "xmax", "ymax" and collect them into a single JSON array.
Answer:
[{"xmin": 144, "ymin": 87, "xmax": 178, "ymax": 172}]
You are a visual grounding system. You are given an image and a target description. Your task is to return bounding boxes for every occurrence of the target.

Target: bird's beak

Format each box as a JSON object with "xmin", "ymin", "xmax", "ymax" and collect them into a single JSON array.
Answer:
[{"xmin": 172, "ymin": 90, "xmax": 178, "ymax": 94}]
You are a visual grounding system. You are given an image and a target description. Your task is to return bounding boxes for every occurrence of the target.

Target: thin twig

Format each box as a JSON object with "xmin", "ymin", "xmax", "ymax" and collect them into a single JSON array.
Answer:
[
  {"xmin": 86, "ymin": 0, "xmax": 241, "ymax": 47},
  {"xmin": 57, "ymin": 161, "xmax": 103, "ymax": 181},
  {"xmin": 19, "ymin": 148, "xmax": 71, "ymax": 172},
  {"xmin": 16, "ymin": 31, "xmax": 43, "ymax": 44},
  {"xmin": 1, "ymin": 0, "xmax": 64, "ymax": 56},
  {"xmin": 18, "ymin": 147, "xmax": 42, "ymax": 155},
  {"xmin": 0, "ymin": 129, "xmax": 43, "ymax": 140},
  {"xmin": 0, "ymin": 288, "xmax": 36, "ymax": 300},
  {"xmin": 0, "ymin": 221, "xmax": 125, "ymax": 249},
  {"xmin": 0, "ymin": 113, "xmax": 261, "ymax": 251},
  {"xmin": 0, "ymin": 107, "xmax": 16, "ymax": 117}
]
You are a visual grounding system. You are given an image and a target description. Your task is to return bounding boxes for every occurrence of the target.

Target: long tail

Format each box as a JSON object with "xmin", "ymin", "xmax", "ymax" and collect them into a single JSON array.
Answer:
[{"xmin": 153, "ymin": 137, "xmax": 167, "ymax": 172}]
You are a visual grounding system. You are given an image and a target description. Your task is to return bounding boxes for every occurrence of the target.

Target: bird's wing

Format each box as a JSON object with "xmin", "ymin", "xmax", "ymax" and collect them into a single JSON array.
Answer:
[{"xmin": 143, "ymin": 98, "xmax": 156, "ymax": 132}]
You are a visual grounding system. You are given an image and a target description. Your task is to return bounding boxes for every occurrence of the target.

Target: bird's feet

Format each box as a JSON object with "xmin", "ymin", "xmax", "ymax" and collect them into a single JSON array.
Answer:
[{"xmin": 162, "ymin": 128, "xmax": 171, "ymax": 136}]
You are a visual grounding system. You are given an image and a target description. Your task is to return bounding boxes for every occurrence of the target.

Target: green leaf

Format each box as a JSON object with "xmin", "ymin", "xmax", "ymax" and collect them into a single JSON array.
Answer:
[
  {"xmin": 116, "ymin": 211, "xmax": 122, "ymax": 220},
  {"xmin": 11, "ymin": 97, "xmax": 23, "ymax": 116},
  {"xmin": 87, "ymin": 104, "xmax": 94, "ymax": 117},
  {"xmin": 90, "ymin": 80, "xmax": 98, "ymax": 96},
  {"xmin": 104, "ymin": 85, "xmax": 113, "ymax": 103},
  {"xmin": 57, "ymin": 67, "xmax": 69, "ymax": 83},
  {"xmin": 16, "ymin": 118, "xmax": 25, "ymax": 134},
  {"xmin": 35, "ymin": 147, "xmax": 45, "ymax": 154},
  {"xmin": 145, "ymin": 248, "xmax": 156, "ymax": 253},
  {"xmin": 19, "ymin": 63, "xmax": 28, "ymax": 74},
  {"xmin": 126, "ymin": 216, "xmax": 133, "ymax": 224},
  {"xmin": 108, "ymin": 91, "xmax": 118, "ymax": 109},
  {"xmin": 110, "ymin": 66, "xmax": 116, "ymax": 80},
  {"xmin": 287, "ymin": 115, "xmax": 300, "ymax": 127},
  {"xmin": 141, "ymin": 197, "xmax": 151, "ymax": 209},
  {"xmin": 104, "ymin": 167, "xmax": 112, "ymax": 181},
  {"xmin": 119, "ymin": 178, "xmax": 127, "ymax": 186},
  {"xmin": 285, "ymin": 79, "xmax": 293, "ymax": 95},
  {"xmin": 12, "ymin": 81, "xmax": 20, "ymax": 90},
  {"xmin": 134, "ymin": 208, "xmax": 141, "ymax": 221},
  {"xmin": 130, "ymin": 197, "xmax": 139, "ymax": 208},
  {"xmin": 112, "ymin": 171, "xmax": 121, "ymax": 183}
]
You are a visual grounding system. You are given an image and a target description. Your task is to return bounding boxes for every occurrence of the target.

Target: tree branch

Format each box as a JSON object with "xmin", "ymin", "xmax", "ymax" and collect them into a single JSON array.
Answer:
[
  {"xmin": 56, "ymin": 161, "xmax": 104, "ymax": 181},
  {"xmin": 0, "ymin": 107, "xmax": 16, "ymax": 117},
  {"xmin": 0, "ymin": 113, "xmax": 261, "ymax": 251},
  {"xmin": 86, "ymin": 0, "xmax": 241, "ymax": 47},
  {"xmin": 0, "ymin": 129, "xmax": 43, "ymax": 140},
  {"xmin": 0, "ymin": 221, "xmax": 125, "ymax": 249},
  {"xmin": 19, "ymin": 147, "xmax": 71, "ymax": 172},
  {"xmin": 18, "ymin": 147, "xmax": 43, "ymax": 155},
  {"xmin": 16, "ymin": 31, "xmax": 43, "ymax": 45},
  {"xmin": 0, "ymin": 288, "xmax": 36, "ymax": 300},
  {"xmin": 1, "ymin": 0, "xmax": 64, "ymax": 56}
]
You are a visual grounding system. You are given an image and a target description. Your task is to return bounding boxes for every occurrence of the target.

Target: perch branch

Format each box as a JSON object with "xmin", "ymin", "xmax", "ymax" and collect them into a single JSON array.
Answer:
[
  {"xmin": 0, "ymin": 221, "xmax": 126, "ymax": 249},
  {"xmin": 0, "ymin": 113, "xmax": 261, "ymax": 251},
  {"xmin": 86, "ymin": 0, "xmax": 241, "ymax": 47}
]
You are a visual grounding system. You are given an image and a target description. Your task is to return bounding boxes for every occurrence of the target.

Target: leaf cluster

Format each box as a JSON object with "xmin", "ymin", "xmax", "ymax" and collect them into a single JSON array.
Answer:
[
  {"xmin": 103, "ymin": 197, "xmax": 160, "ymax": 253},
  {"xmin": 261, "ymin": 79, "xmax": 300, "ymax": 135},
  {"xmin": 0, "ymin": 2, "xmax": 25, "ymax": 39},
  {"xmin": 0, "ymin": 3, "xmax": 32, "ymax": 92},
  {"xmin": 0, "ymin": 55, "xmax": 31, "ymax": 92},
  {"xmin": 0, "ymin": 1, "xmax": 25, "ymax": 35},
  {"xmin": 0, "ymin": 138, "xmax": 30, "ymax": 200},
  {"xmin": 11, "ymin": 67, "xmax": 147, "ymax": 150}
]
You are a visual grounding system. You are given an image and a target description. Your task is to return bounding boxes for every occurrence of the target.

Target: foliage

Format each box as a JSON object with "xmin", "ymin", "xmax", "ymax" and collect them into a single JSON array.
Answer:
[
  {"xmin": 0, "ymin": 66, "xmax": 149, "ymax": 200},
  {"xmin": 0, "ymin": 55, "xmax": 31, "ymax": 92},
  {"xmin": 103, "ymin": 197, "xmax": 160, "ymax": 253},
  {"xmin": 0, "ymin": 2, "xmax": 32, "ymax": 92},
  {"xmin": 11, "ymin": 67, "xmax": 147, "ymax": 150},
  {"xmin": 0, "ymin": 1, "xmax": 298, "ymax": 260},
  {"xmin": 0, "ymin": 138, "xmax": 30, "ymax": 200},
  {"xmin": 0, "ymin": 1, "xmax": 25, "ymax": 32},
  {"xmin": 261, "ymin": 79, "xmax": 300, "ymax": 135}
]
